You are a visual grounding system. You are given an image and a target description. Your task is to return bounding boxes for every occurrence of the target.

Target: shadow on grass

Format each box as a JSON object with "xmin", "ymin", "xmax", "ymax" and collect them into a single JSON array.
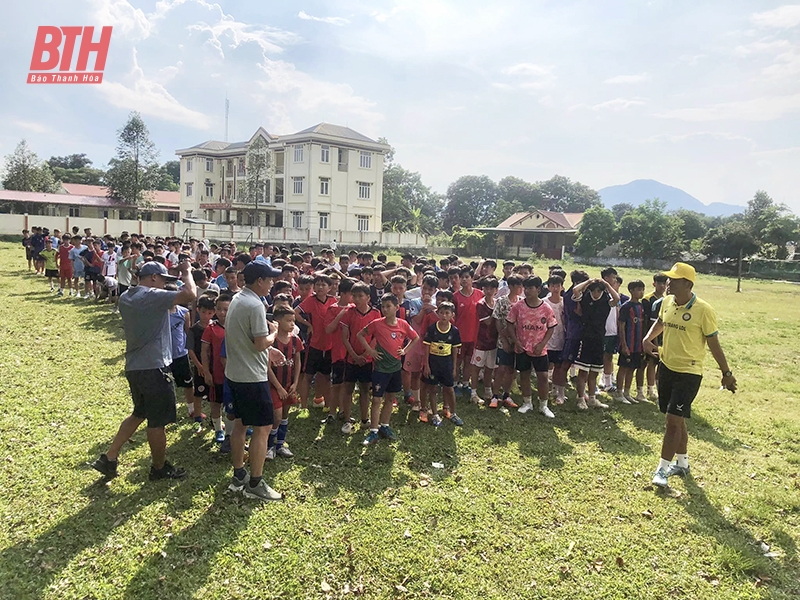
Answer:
[{"xmin": 624, "ymin": 405, "xmax": 741, "ymax": 453}]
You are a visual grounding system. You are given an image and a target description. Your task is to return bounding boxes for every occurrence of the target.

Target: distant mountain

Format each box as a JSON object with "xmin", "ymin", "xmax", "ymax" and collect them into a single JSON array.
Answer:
[{"xmin": 598, "ymin": 179, "xmax": 745, "ymax": 218}]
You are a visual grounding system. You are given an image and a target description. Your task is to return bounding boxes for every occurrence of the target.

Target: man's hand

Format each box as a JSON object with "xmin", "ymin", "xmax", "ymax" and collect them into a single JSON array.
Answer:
[
  {"xmin": 268, "ymin": 347, "xmax": 286, "ymax": 365},
  {"xmin": 178, "ymin": 259, "xmax": 191, "ymax": 276},
  {"xmin": 721, "ymin": 373, "xmax": 737, "ymax": 393}
]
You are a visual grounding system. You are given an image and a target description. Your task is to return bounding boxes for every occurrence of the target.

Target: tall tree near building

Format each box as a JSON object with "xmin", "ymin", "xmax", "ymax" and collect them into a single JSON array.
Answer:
[
  {"xmin": 574, "ymin": 206, "xmax": 618, "ymax": 256},
  {"xmin": 537, "ymin": 175, "xmax": 602, "ymax": 212},
  {"xmin": 701, "ymin": 220, "xmax": 759, "ymax": 260},
  {"xmin": 164, "ymin": 160, "xmax": 181, "ymax": 186},
  {"xmin": 47, "ymin": 153, "xmax": 105, "ymax": 185},
  {"xmin": 443, "ymin": 175, "xmax": 497, "ymax": 231},
  {"xmin": 611, "ymin": 202, "xmax": 634, "ymax": 222},
  {"xmin": 2, "ymin": 140, "xmax": 61, "ymax": 193},
  {"xmin": 241, "ymin": 135, "xmax": 272, "ymax": 226},
  {"xmin": 744, "ymin": 190, "xmax": 797, "ymax": 259},
  {"xmin": 104, "ymin": 112, "xmax": 161, "ymax": 207},
  {"xmin": 618, "ymin": 199, "xmax": 683, "ymax": 260},
  {"xmin": 487, "ymin": 176, "xmax": 543, "ymax": 225}
]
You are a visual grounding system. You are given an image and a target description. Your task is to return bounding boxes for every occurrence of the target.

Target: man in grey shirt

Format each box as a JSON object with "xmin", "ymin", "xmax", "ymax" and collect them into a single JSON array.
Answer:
[
  {"xmin": 226, "ymin": 262, "xmax": 284, "ymax": 501},
  {"xmin": 91, "ymin": 260, "xmax": 197, "ymax": 481}
]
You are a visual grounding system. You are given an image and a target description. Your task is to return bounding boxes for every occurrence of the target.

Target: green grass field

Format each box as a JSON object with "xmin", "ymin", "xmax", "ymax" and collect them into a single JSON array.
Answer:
[{"xmin": 0, "ymin": 242, "xmax": 798, "ymax": 599}]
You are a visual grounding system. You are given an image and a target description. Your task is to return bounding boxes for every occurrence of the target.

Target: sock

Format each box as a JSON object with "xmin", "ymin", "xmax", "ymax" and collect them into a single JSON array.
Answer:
[
  {"xmin": 276, "ymin": 419, "xmax": 288, "ymax": 447},
  {"xmin": 222, "ymin": 415, "xmax": 235, "ymax": 433},
  {"xmin": 648, "ymin": 386, "xmax": 657, "ymax": 394},
  {"xmin": 556, "ymin": 385, "xmax": 565, "ymax": 400},
  {"xmin": 637, "ymin": 386, "xmax": 644, "ymax": 396},
  {"xmin": 370, "ymin": 428, "xmax": 379, "ymax": 433},
  {"xmin": 249, "ymin": 476, "xmax": 262, "ymax": 488},
  {"xmin": 658, "ymin": 458, "xmax": 672, "ymax": 471},
  {"xmin": 676, "ymin": 454, "xmax": 689, "ymax": 468},
  {"xmin": 212, "ymin": 417, "xmax": 222, "ymax": 432},
  {"xmin": 624, "ymin": 388, "xmax": 631, "ymax": 396},
  {"xmin": 380, "ymin": 423, "xmax": 389, "ymax": 429},
  {"xmin": 234, "ymin": 467, "xmax": 247, "ymax": 480},
  {"xmin": 522, "ymin": 396, "xmax": 532, "ymax": 405},
  {"xmin": 187, "ymin": 403, "xmax": 195, "ymax": 416},
  {"xmin": 539, "ymin": 398, "xmax": 549, "ymax": 408},
  {"xmin": 411, "ymin": 388, "xmax": 420, "ymax": 402},
  {"xmin": 268, "ymin": 430, "xmax": 278, "ymax": 450},
  {"xmin": 404, "ymin": 390, "xmax": 412, "ymax": 400}
]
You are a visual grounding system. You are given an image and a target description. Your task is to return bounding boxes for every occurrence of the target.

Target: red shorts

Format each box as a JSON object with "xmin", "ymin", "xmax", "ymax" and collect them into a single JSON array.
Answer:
[
  {"xmin": 59, "ymin": 266, "xmax": 73, "ymax": 279},
  {"xmin": 270, "ymin": 386, "xmax": 298, "ymax": 410}
]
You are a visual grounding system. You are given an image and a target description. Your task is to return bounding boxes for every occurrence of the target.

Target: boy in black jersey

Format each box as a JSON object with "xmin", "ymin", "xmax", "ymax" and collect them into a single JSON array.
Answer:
[
  {"xmin": 186, "ymin": 294, "xmax": 216, "ymax": 431},
  {"xmin": 422, "ymin": 302, "xmax": 463, "ymax": 427}
]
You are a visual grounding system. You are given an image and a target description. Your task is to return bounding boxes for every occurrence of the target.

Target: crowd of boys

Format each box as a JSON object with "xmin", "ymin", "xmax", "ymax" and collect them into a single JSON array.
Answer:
[{"xmin": 23, "ymin": 225, "xmax": 730, "ymax": 497}]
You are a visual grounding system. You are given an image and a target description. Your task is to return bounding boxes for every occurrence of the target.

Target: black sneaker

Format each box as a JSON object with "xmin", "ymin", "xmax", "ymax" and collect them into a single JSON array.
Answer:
[
  {"xmin": 149, "ymin": 461, "xmax": 187, "ymax": 481},
  {"xmin": 90, "ymin": 454, "xmax": 118, "ymax": 479}
]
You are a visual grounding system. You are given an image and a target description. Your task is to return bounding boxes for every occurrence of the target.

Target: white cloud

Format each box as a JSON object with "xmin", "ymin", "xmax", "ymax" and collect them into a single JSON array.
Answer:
[
  {"xmin": 188, "ymin": 15, "xmax": 300, "ymax": 58},
  {"xmin": 592, "ymin": 97, "xmax": 646, "ymax": 110},
  {"xmin": 97, "ymin": 49, "xmax": 211, "ymax": 129},
  {"xmin": 658, "ymin": 94, "xmax": 800, "ymax": 121},
  {"xmin": 645, "ymin": 131, "xmax": 754, "ymax": 145},
  {"xmin": 751, "ymin": 146, "xmax": 800, "ymax": 157},
  {"xmin": 298, "ymin": 11, "xmax": 349, "ymax": 26},
  {"xmin": 502, "ymin": 63, "xmax": 553, "ymax": 77},
  {"xmin": 751, "ymin": 4, "xmax": 800, "ymax": 29},
  {"xmin": 12, "ymin": 120, "xmax": 51, "ymax": 134},
  {"xmin": 604, "ymin": 73, "xmax": 651, "ymax": 84},
  {"xmin": 734, "ymin": 39, "xmax": 792, "ymax": 56},
  {"xmin": 678, "ymin": 54, "xmax": 706, "ymax": 66}
]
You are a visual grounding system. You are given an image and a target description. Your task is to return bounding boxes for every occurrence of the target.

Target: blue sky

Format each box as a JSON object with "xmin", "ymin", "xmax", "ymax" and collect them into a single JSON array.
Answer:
[{"xmin": 2, "ymin": 0, "xmax": 799, "ymax": 212}]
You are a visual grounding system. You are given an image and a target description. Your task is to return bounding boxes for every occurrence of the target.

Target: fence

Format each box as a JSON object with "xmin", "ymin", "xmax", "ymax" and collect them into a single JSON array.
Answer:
[{"xmin": 0, "ymin": 214, "xmax": 428, "ymax": 249}]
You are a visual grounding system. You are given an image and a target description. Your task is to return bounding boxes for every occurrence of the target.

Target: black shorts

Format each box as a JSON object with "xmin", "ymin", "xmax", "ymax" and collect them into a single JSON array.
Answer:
[
  {"xmin": 118, "ymin": 284, "xmax": 129, "ymax": 295},
  {"xmin": 575, "ymin": 337, "xmax": 604, "ymax": 372},
  {"xmin": 331, "ymin": 360, "xmax": 346, "ymax": 385},
  {"xmin": 547, "ymin": 349, "xmax": 562, "ymax": 365},
  {"xmin": 193, "ymin": 377, "xmax": 209, "ymax": 400},
  {"xmin": 25, "ymin": 247, "xmax": 32, "ymax": 260},
  {"xmin": 496, "ymin": 347, "xmax": 515, "ymax": 368},
  {"xmin": 127, "ymin": 367, "xmax": 177, "ymax": 428},
  {"xmin": 515, "ymin": 352, "xmax": 549, "ymax": 373},
  {"xmin": 226, "ymin": 378, "xmax": 274, "ymax": 427},
  {"xmin": 657, "ymin": 364, "xmax": 702, "ymax": 419},
  {"xmin": 561, "ymin": 337, "xmax": 581, "ymax": 364},
  {"xmin": 211, "ymin": 383, "xmax": 224, "ymax": 404},
  {"xmin": 618, "ymin": 352, "xmax": 643, "ymax": 370},
  {"xmin": 32, "ymin": 252, "xmax": 42, "ymax": 261},
  {"xmin": 345, "ymin": 362, "xmax": 373, "ymax": 383},
  {"xmin": 603, "ymin": 335, "xmax": 618, "ymax": 355},
  {"xmin": 423, "ymin": 358, "xmax": 454, "ymax": 387},
  {"xmin": 84, "ymin": 269, "xmax": 101, "ymax": 282},
  {"xmin": 371, "ymin": 370, "xmax": 402, "ymax": 397},
  {"xmin": 45, "ymin": 269, "xmax": 59, "ymax": 278},
  {"xmin": 304, "ymin": 347, "xmax": 332, "ymax": 375},
  {"xmin": 170, "ymin": 355, "xmax": 193, "ymax": 388}
]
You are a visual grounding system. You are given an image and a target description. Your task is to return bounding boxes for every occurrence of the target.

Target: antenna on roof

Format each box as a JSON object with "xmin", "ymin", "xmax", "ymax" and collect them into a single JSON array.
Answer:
[{"xmin": 224, "ymin": 94, "xmax": 230, "ymax": 142}]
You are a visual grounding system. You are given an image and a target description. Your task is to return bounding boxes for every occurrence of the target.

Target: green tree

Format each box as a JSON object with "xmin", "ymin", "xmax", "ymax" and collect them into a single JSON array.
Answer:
[
  {"xmin": 611, "ymin": 202, "xmax": 634, "ymax": 222},
  {"xmin": 701, "ymin": 220, "xmax": 759, "ymax": 260},
  {"xmin": 486, "ymin": 176, "xmax": 543, "ymax": 225},
  {"xmin": 536, "ymin": 175, "xmax": 602, "ymax": 213},
  {"xmin": 674, "ymin": 209, "xmax": 710, "ymax": 248},
  {"xmin": 744, "ymin": 190, "xmax": 795, "ymax": 258},
  {"xmin": 450, "ymin": 226, "xmax": 488, "ymax": 256},
  {"xmin": 240, "ymin": 136, "xmax": 273, "ymax": 226},
  {"xmin": 618, "ymin": 199, "xmax": 684, "ymax": 259},
  {"xmin": 443, "ymin": 175, "xmax": 497, "ymax": 231},
  {"xmin": 574, "ymin": 206, "xmax": 618, "ymax": 256},
  {"xmin": 1, "ymin": 140, "xmax": 61, "ymax": 193},
  {"xmin": 47, "ymin": 154, "xmax": 104, "ymax": 185},
  {"xmin": 164, "ymin": 160, "xmax": 180, "ymax": 186},
  {"xmin": 104, "ymin": 112, "xmax": 161, "ymax": 207}
]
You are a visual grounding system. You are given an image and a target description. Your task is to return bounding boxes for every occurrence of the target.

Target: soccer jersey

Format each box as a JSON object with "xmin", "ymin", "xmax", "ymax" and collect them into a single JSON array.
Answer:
[
  {"xmin": 299, "ymin": 294, "xmax": 337, "ymax": 351},
  {"xmin": 562, "ymin": 286, "xmax": 583, "ymax": 340},
  {"xmin": 103, "ymin": 251, "xmax": 118, "ymax": 277},
  {"xmin": 475, "ymin": 298, "xmax": 498, "ymax": 351},
  {"xmin": 492, "ymin": 294, "xmax": 520, "ymax": 352},
  {"xmin": 271, "ymin": 334, "xmax": 304, "ymax": 390},
  {"xmin": 341, "ymin": 305, "xmax": 381, "ymax": 363},
  {"xmin": 325, "ymin": 302, "xmax": 352, "ymax": 363},
  {"xmin": 618, "ymin": 300, "xmax": 645, "ymax": 353},
  {"xmin": 424, "ymin": 322, "xmax": 462, "ymax": 374},
  {"xmin": 201, "ymin": 321, "xmax": 226, "ymax": 384},
  {"xmin": 544, "ymin": 297, "xmax": 565, "ymax": 351},
  {"xmin": 506, "ymin": 299, "xmax": 558, "ymax": 357},
  {"xmin": 169, "ymin": 306, "xmax": 189, "ymax": 359},
  {"xmin": 658, "ymin": 294, "xmax": 718, "ymax": 376},
  {"xmin": 364, "ymin": 317, "xmax": 417, "ymax": 373},
  {"xmin": 187, "ymin": 321, "xmax": 207, "ymax": 361},
  {"xmin": 40, "ymin": 249, "xmax": 57, "ymax": 270},
  {"xmin": 454, "ymin": 288, "xmax": 484, "ymax": 344},
  {"xmin": 58, "ymin": 244, "xmax": 73, "ymax": 267},
  {"xmin": 578, "ymin": 292, "xmax": 613, "ymax": 339}
]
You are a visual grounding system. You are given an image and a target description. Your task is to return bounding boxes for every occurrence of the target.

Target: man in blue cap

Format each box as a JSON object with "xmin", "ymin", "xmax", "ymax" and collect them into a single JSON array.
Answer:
[
  {"xmin": 643, "ymin": 262, "xmax": 737, "ymax": 488},
  {"xmin": 91, "ymin": 259, "xmax": 197, "ymax": 481}
]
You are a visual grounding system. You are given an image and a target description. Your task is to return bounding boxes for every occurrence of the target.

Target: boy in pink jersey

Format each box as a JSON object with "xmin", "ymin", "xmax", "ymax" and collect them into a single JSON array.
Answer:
[
  {"xmin": 506, "ymin": 276, "xmax": 558, "ymax": 418},
  {"xmin": 323, "ymin": 279, "xmax": 354, "ymax": 426}
]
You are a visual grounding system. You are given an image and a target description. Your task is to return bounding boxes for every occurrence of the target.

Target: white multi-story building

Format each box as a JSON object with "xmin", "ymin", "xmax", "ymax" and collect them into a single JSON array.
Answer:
[{"xmin": 175, "ymin": 123, "xmax": 389, "ymax": 240}]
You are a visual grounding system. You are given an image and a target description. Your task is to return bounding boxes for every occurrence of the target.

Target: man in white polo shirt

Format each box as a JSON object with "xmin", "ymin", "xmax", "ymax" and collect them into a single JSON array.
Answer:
[{"xmin": 643, "ymin": 262, "xmax": 737, "ymax": 488}]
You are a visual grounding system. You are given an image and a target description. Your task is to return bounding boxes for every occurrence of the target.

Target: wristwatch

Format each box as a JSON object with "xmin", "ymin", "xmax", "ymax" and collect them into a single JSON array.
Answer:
[{"xmin": 722, "ymin": 370, "xmax": 733, "ymax": 377}]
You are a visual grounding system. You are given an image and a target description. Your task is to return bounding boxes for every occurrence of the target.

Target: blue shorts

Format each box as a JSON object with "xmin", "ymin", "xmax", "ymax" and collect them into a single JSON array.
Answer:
[
  {"xmin": 561, "ymin": 338, "xmax": 581, "ymax": 364},
  {"xmin": 423, "ymin": 358, "xmax": 455, "ymax": 387},
  {"xmin": 547, "ymin": 349, "xmax": 562, "ymax": 365},
  {"xmin": 603, "ymin": 335, "xmax": 619, "ymax": 355},
  {"xmin": 371, "ymin": 370, "xmax": 402, "ymax": 397},
  {"xmin": 346, "ymin": 362, "xmax": 373, "ymax": 383},
  {"xmin": 496, "ymin": 347, "xmax": 515, "ymax": 368}
]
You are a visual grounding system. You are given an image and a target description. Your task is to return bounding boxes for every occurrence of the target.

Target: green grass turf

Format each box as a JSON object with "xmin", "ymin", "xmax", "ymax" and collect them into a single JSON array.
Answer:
[{"xmin": 0, "ymin": 242, "xmax": 799, "ymax": 599}]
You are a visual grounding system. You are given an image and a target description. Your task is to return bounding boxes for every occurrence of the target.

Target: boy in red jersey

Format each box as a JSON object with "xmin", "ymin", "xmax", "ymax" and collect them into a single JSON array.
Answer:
[
  {"xmin": 266, "ymin": 306, "xmax": 304, "ymax": 460},
  {"xmin": 453, "ymin": 267, "xmax": 483, "ymax": 395},
  {"xmin": 341, "ymin": 282, "xmax": 381, "ymax": 432},
  {"xmin": 295, "ymin": 274, "xmax": 337, "ymax": 408},
  {"xmin": 469, "ymin": 276, "xmax": 499, "ymax": 405},
  {"xmin": 57, "ymin": 233, "xmax": 74, "ymax": 297},
  {"xmin": 323, "ymin": 279, "xmax": 354, "ymax": 426},
  {"xmin": 405, "ymin": 275, "xmax": 439, "ymax": 414},
  {"xmin": 357, "ymin": 294, "xmax": 419, "ymax": 444},
  {"xmin": 202, "ymin": 293, "xmax": 232, "ymax": 445}
]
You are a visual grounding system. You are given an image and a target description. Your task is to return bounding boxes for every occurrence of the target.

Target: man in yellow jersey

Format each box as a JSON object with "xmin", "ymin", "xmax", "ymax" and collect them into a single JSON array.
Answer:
[{"xmin": 643, "ymin": 263, "xmax": 737, "ymax": 487}]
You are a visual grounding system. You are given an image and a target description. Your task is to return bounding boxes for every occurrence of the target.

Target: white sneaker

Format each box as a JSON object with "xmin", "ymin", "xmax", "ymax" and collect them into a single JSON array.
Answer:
[
  {"xmin": 635, "ymin": 391, "xmax": 647, "ymax": 403},
  {"xmin": 618, "ymin": 393, "xmax": 632, "ymax": 405},
  {"xmin": 648, "ymin": 388, "xmax": 659, "ymax": 400},
  {"xmin": 517, "ymin": 402, "xmax": 534, "ymax": 414},
  {"xmin": 341, "ymin": 422, "xmax": 353, "ymax": 435},
  {"xmin": 470, "ymin": 393, "xmax": 484, "ymax": 406},
  {"xmin": 266, "ymin": 447, "xmax": 276, "ymax": 460},
  {"xmin": 586, "ymin": 396, "xmax": 609, "ymax": 409},
  {"xmin": 625, "ymin": 393, "xmax": 638, "ymax": 404},
  {"xmin": 538, "ymin": 403, "xmax": 555, "ymax": 419},
  {"xmin": 576, "ymin": 398, "xmax": 588, "ymax": 410}
]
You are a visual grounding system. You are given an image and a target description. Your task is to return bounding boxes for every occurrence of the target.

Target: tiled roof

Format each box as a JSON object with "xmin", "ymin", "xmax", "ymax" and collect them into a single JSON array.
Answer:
[
  {"xmin": 292, "ymin": 123, "xmax": 377, "ymax": 143},
  {"xmin": 61, "ymin": 183, "xmax": 180, "ymax": 207}
]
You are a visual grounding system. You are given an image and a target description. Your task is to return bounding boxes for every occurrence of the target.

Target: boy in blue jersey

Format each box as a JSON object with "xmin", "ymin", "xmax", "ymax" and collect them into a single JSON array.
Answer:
[{"xmin": 617, "ymin": 280, "xmax": 646, "ymax": 404}]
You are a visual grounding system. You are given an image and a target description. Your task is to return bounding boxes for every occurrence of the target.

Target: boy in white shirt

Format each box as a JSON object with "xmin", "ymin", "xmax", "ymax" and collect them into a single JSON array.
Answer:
[{"xmin": 544, "ymin": 275, "xmax": 566, "ymax": 404}]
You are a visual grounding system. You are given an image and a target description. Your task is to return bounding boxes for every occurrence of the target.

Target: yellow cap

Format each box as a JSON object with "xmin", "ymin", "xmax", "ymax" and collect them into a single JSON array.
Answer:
[{"xmin": 663, "ymin": 262, "xmax": 696, "ymax": 283}]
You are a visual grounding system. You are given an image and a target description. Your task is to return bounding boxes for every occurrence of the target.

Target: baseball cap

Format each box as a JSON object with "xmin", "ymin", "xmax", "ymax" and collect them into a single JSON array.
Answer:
[
  {"xmin": 663, "ymin": 262, "xmax": 696, "ymax": 283},
  {"xmin": 139, "ymin": 261, "xmax": 178, "ymax": 281},
  {"xmin": 243, "ymin": 261, "xmax": 282, "ymax": 284}
]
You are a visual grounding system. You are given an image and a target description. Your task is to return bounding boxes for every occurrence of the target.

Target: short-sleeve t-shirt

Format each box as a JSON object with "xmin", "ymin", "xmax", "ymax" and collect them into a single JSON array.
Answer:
[
  {"xmin": 341, "ymin": 306, "xmax": 381, "ymax": 363},
  {"xmin": 325, "ymin": 303, "xmax": 352, "ymax": 363},
  {"xmin": 618, "ymin": 300, "xmax": 645, "ymax": 353},
  {"xmin": 659, "ymin": 294, "xmax": 718, "ymax": 376},
  {"xmin": 187, "ymin": 321, "xmax": 207, "ymax": 360},
  {"xmin": 578, "ymin": 292, "xmax": 613, "ymax": 339},
  {"xmin": 58, "ymin": 244, "xmax": 73, "ymax": 267},
  {"xmin": 201, "ymin": 321, "xmax": 226, "ymax": 384},
  {"xmin": 169, "ymin": 305, "xmax": 189, "ymax": 359},
  {"xmin": 271, "ymin": 334, "xmax": 304, "ymax": 391},
  {"xmin": 40, "ymin": 249, "xmax": 57, "ymax": 271},
  {"xmin": 454, "ymin": 288, "xmax": 484, "ymax": 344},
  {"xmin": 299, "ymin": 294, "xmax": 337, "ymax": 351},
  {"xmin": 424, "ymin": 322, "xmax": 462, "ymax": 367},
  {"xmin": 225, "ymin": 287, "xmax": 271, "ymax": 383},
  {"xmin": 364, "ymin": 317, "xmax": 417, "ymax": 373},
  {"xmin": 544, "ymin": 297, "xmax": 565, "ymax": 351},
  {"xmin": 475, "ymin": 299, "xmax": 498, "ymax": 351},
  {"xmin": 119, "ymin": 286, "xmax": 179, "ymax": 371},
  {"xmin": 103, "ymin": 251, "xmax": 118, "ymax": 277},
  {"xmin": 69, "ymin": 245, "xmax": 86, "ymax": 270},
  {"xmin": 506, "ymin": 299, "xmax": 558, "ymax": 357},
  {"xmin": 492, "ymin": 294, "xmax": 519, "ymax": 352},
  {"xmin": 562, "ymin": 286, "xmax": 583, "ymax": 340}
]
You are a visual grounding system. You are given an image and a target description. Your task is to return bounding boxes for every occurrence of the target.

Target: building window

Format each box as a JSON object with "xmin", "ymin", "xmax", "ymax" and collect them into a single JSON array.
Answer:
[
  {"xmin": 142, "ymin": 212, "xmax": 152, "ymax": 221},
  {"xmin": 186, "ymin": 159, "xmax": 193, "ymax": 172},
  {"xmin": 69, "ymin": 206, "xmax": 80, "ymax": 218},
  {"xmin": 319, "ymin": 212, "xmax": 329, "ymax": 229},
  {"xmin": 186, "ymin": 182, "xmax": 193, "ymax": 197},
  {"xmin": 205, "ymin": 158, "xmax": 213, "ymax": 171},
  {"xmin": 358, "ymin": 181, "xmax": 371, "ymax": 200},
  {"xmin": 226, "ymin": 182, "xmax": 233, "ymax": 200},
  {"xmin": 359, "ymin": 151, "xmax": 372, "ymax": 169},
  {"xmin": 292, "ymin": 177, "xmax": 304, "ymax": 195},
  {"xmin": 205, "ymin": 184, "xmax": 214, "ymax": 198},
  {"xmin": 103, "ymin": 210, "xmax": 109, "ymax": 219},
  {"xmin": 291, "ymin": 211, "xmax": 303, "ymax": 229},
  {"xmin": 320, "ymin": 145, "xmax": 330, "ymax": 163},
  {"xmin": 293, "ymin": 145, "xmax": 304, "ymax": 162},
  {"xmin": 238, "ymin": 158, "xmax": 245, "ymax": 176},
  {"xmin": 168, "ymin": 212, "xmax": 179, "ymax": 222},
  {"xmin": 227, "ymin": 159, "xmax": 233, "ymax": 173},
  {"xmin": 357, "ymin": 214, "xmax": 369, "ymax": 231},
  {"xmin": 319, "ymin": 177, "xmax": 330, "ymax": 196}
]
